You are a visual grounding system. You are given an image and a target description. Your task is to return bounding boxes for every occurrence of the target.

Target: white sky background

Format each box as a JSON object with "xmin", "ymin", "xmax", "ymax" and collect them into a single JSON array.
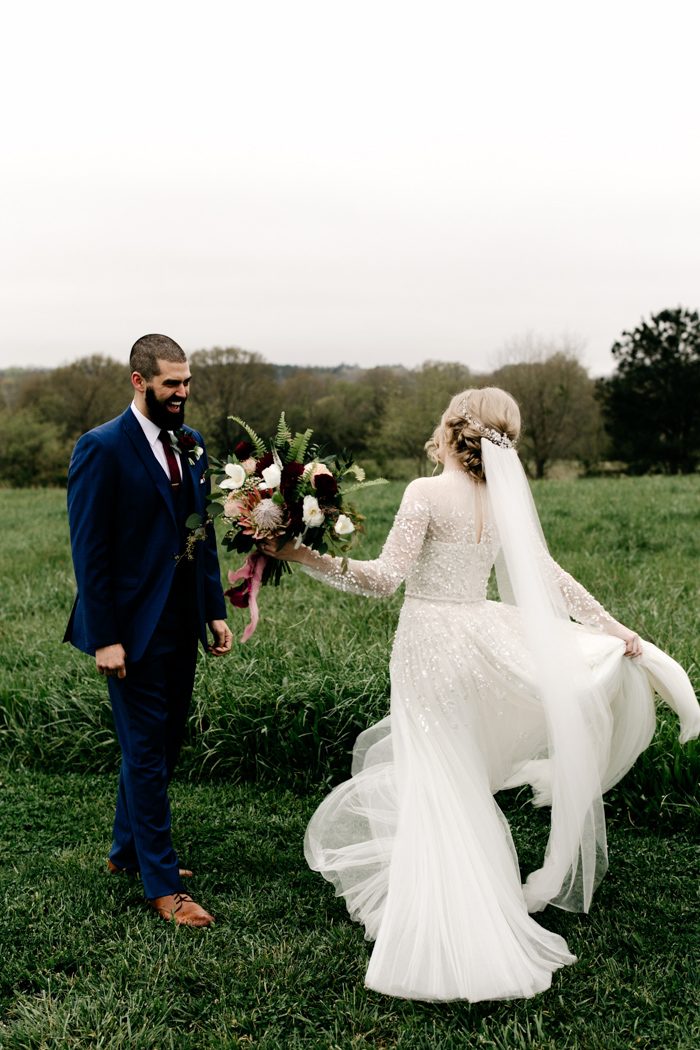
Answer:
[{"xmin": 1, "ymin": 0, "xmax": 699, "ymax": 376}]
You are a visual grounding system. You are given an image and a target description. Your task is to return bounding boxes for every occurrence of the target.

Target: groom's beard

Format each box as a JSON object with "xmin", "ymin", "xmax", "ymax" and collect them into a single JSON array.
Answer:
[{"xmin": 145, "ymin": 385, "xmax": 186, "ymax": 430}]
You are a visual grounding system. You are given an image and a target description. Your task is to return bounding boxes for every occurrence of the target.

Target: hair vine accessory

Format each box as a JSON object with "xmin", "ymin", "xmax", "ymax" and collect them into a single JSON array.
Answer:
[{"xmin": 456, "ymin": 400, "xmax": 515, "ymax": 450}]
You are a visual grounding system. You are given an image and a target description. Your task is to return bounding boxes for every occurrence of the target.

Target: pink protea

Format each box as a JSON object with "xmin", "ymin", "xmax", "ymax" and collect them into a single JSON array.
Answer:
[{"xmin": 238, "ymin": 489, "xmax": 287, "ymax": 539}]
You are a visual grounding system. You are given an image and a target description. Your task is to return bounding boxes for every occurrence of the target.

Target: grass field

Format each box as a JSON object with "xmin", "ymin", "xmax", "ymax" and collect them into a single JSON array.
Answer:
[{"xmin": 0, "ymin": 477, "xmax": 699, "ymax": 1047}]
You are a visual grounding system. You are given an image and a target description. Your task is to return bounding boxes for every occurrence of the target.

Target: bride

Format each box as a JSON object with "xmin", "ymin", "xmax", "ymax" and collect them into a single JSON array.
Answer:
[{"xmin": 262, "ymin": 387, "xmax": 700, "ymax": 1003}]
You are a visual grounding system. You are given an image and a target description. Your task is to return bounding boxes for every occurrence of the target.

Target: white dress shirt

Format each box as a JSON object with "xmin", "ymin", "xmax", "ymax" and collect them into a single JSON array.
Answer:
[{"xmin": 130, "ymin": 401, "xmax": 181, "ymax": 479}]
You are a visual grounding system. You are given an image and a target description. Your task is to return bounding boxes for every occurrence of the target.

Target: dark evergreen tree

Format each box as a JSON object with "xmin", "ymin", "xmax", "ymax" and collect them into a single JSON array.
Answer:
[{"xmin": 599, "ymin": 308, "xmax": 700, "ymax": 473}]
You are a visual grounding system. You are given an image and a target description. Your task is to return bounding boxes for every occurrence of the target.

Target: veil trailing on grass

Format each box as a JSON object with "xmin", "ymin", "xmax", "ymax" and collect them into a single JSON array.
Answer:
[{"xmin": 483, "ymin": 439, "xmax": 611, "ymax": 912}]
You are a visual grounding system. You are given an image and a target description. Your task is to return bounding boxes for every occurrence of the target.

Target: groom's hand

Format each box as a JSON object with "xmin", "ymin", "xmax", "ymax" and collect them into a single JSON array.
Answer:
[
  {"xmin": 96, "ymin": 643, "xmax": 127, "ymax": 678},
  {"xmin": 208, "ymin": 620, "xmax": 233, "ymax": 656}
]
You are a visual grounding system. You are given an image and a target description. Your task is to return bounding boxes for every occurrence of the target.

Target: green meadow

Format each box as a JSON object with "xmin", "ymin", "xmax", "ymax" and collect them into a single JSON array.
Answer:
[{"xmin": 0, "ymin": 477, "xmax": 698, "ymax": 1048}]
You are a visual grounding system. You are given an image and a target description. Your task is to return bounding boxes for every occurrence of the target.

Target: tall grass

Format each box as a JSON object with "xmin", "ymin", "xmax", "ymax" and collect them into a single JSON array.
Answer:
[{"xmin": 0, "ymin": 478, "xmax": 698, "ymax": 824}]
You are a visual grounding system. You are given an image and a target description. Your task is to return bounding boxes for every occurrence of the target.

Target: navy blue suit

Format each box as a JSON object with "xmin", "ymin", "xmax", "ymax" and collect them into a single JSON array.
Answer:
[{"xmin": 65, "ymin": 406, "xmax": 226, "ymax": 898}]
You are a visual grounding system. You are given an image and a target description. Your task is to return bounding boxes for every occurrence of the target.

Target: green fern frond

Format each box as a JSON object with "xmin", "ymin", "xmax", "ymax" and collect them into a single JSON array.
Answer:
[
  {"xmin": 275, "ymin": 412, "xmax": 292, "ymax": 445},
  {"xmin": 340, "ymin": 477, "xmax": 389, "ymax": 495},
  {"xmin": 228, "ymin": 416, "xmax": 267, "ymax": 459},
  {"xmin": 287, "ymin": 427, "xmax": 314, "ymax": 463}
]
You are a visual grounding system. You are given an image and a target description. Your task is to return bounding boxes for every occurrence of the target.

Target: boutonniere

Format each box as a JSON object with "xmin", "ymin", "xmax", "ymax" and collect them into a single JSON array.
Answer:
[{"xmin": 171, "ymin": 428, "xmax": 204, "ymax": 467}]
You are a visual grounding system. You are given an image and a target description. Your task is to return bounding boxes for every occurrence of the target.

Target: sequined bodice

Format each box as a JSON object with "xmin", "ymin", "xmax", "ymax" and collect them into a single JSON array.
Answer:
[
  {"xmin": 404, "ymin": 520, "xmax": 497, "ymax": 603},
  {"xmin": 303, "ymin": 470, "xmax": 498, "ymax": 604},
  {"xmin": 302, "ymin": 467, "xmax": 617, "ymax": 631}
]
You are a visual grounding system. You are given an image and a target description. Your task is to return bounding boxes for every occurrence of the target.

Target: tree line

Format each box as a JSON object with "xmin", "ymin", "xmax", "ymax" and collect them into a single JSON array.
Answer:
[{"xmin": 1, "ymin": 307, "xmax": 698, "ymax": 487}]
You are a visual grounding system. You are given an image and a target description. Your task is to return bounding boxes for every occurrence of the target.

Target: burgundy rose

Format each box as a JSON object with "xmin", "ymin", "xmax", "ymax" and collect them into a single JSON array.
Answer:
[
  {"xmin": 176, "ymin": 430, "xmax": 197, "ymax": 451},
  {"xmin": 287, "ymin": 502, "xmax": 304, "ymax": 534},
  {"xmin": 280, "ymin": 460, "xmax": 304, "ymax": 493},
  {"xmin": 313, "ymin": 473, "xmax": 338, "ymax": 500},
  {"xmin": 278, "ymin": 462, "xmax": 304, "ymax": 529},
  {"xmin": 234, "ymin": 439, "xmax": 253, "ymax": 460}
]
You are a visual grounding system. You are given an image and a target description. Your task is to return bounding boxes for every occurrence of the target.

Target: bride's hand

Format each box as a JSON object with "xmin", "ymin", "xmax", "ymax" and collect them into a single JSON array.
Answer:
[
  {"xmin": 606, "ymin": 622, "xmax": 643, "ymax": 658},
  {"xmin": 259, "ymin": 538, "xmax": 305, "ymax": 562}
]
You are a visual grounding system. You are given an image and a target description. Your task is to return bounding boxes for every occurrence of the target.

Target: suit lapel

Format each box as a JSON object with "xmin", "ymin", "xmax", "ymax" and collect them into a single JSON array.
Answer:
[
  {"xmin": 180, "ymin": 428, "xmax": 207, "ymax": 514},
  {"xmin": 180, "ymin": 441, "xmax": 196, "ymax": 512},
  {"xmin": 120, "ymin": 408, "xmax": 178, "ymax": 526}
]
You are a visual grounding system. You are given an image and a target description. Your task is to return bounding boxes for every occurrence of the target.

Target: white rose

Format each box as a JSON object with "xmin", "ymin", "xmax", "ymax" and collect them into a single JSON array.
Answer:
[
  {"xmin": 302, "ymin": 495, "xmax": 325, "ymax": 527},
  {"xmin": 219, "ymin": 462, "xmax": 246, "ymax": 490},
  {"xmin": 260, "ymin": 463, "xmax": 282, "ymax": 489},
  {"xmin": 334, "ymin": 514, "xmax": 355, "ymax": 536}
]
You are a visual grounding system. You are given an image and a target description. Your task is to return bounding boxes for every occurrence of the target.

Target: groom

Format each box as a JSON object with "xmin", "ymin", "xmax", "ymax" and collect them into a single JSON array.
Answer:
[{"xmin": 64, "ymin": 334, "xmax": 232, "ymax": 927}]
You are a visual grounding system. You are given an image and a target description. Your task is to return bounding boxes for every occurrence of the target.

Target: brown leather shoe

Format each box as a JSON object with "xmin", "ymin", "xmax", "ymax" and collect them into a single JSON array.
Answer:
[
  {"xmin": 149, "ymin": 892, "xmax": 214, "ymax": 927},
  {"xmin": 107, "ymin": 859, "xmax": 194, "ymax": 878}
]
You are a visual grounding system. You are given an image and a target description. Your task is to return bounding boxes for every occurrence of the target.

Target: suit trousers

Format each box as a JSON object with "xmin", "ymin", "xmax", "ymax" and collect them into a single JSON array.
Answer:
[{"xmin": 107, "ymin": 570, "xmax": 198, "ymax": 899}]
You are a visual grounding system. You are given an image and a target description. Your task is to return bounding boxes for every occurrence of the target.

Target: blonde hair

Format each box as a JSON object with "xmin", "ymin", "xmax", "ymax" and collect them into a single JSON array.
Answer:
[{"xmin": 425, "ymin": 387, "xmax": 521, "ymax": 481}]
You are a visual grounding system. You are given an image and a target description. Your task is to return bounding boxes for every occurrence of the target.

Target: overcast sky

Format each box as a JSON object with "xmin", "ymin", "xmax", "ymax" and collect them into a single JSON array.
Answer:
[{"xmin": 2, "ymin": 0, "xmax": 699, "ymax": 376}]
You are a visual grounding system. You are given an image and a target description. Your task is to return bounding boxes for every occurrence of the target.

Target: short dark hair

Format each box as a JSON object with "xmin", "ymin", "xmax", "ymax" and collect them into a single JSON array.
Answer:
[{"xmin": 130, "ymin": 334, "xmax": 187, "ymax": 380}]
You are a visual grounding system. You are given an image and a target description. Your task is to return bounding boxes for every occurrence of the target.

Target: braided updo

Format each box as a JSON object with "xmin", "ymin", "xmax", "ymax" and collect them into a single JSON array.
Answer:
[{"xmin": 425, "ymin": 387, "xmax": 521, "ymax": 481}]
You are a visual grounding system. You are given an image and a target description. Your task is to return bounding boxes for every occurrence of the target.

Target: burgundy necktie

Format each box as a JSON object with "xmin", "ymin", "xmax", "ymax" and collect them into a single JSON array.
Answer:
[{"xmin": 158, "ymin": 430, "xmax": 182, "ymax": 488}]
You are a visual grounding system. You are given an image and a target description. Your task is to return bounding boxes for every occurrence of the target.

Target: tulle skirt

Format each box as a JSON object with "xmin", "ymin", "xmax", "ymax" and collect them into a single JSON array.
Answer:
[{"xmin": 304, "ymin": 598, "xmax": 699, "ymax": 1002}]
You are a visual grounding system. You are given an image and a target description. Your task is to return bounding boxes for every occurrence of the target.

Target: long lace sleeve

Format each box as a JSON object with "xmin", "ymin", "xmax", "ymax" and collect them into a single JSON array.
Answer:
[
  {"xmin": 299, "ymin": 480, "xmax": 431, "ymax": 598},
  {"xmin": 546, "ymin": 554, "xmax": 619, "ymax": 630}
]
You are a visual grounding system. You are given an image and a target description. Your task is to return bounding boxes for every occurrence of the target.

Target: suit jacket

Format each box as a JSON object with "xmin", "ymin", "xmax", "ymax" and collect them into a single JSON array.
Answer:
[{"xmin": 64, "ymin": 407, "xmax": 227, "ymax": 662}]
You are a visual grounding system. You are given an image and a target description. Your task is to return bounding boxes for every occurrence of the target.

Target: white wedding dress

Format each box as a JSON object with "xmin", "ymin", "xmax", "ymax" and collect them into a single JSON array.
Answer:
[{"xmin": 301, "ymin": 465, "xmax": 700, "ymax": 1003}]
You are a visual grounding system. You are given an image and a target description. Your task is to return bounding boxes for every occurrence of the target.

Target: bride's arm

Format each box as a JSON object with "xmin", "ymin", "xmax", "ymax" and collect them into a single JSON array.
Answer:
[
  {"xmin": 545, "ymin": 554, "xmax": 643, "ymax": 657},
  {"xmin": 264, "ymin": 479, "xmax": 431, "ymax": 598}
]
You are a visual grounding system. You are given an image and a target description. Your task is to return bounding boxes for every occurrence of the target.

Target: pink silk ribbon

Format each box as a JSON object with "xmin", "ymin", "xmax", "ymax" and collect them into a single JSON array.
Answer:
[{"xmin": 226, "ymin": 552, "xmax": 267, "ymax": 642}]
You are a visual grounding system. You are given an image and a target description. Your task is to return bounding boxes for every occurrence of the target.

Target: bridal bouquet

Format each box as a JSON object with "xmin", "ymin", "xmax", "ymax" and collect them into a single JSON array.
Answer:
[{"xmin": 200, "ymin": 413, "xmax": 385, "ymax": 641}]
